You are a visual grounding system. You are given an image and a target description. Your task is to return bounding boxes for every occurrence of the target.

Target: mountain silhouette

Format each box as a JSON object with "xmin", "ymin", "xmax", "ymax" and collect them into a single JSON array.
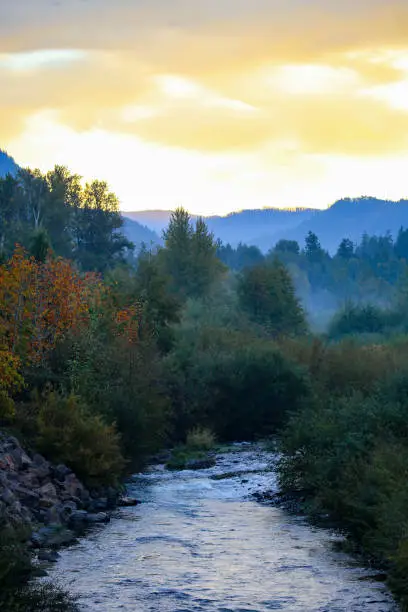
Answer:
[
  {"xmin": 125, "ymin": 198, "xmax": 408, "ymax": 253},
  {"xmin": 0, "ymin": 150, "xmax": 18, "ymax": 177},
  {"xmin": 122, "ymin": 217, "xmax": 161, "ymax": 249}
]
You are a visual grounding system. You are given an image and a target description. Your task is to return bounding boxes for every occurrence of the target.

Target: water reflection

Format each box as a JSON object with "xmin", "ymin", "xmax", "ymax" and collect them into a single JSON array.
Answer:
[{"xmin": 46, "ymin": 445, "xmax": 397, "ymax": 611}]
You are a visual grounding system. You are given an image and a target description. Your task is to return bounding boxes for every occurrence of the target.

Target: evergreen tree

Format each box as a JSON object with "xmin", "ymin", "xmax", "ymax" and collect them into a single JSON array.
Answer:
[
  {"xmin": 190, "ymin": 217, "xmax": 224, "ymax": 297},
  {"xmin": 304, "ymin": 231, "xmax": 323, "ymax": 261},
  {"xmin": 29, "ymin": 228, "xmax": 51, "ymax": 263},
  {"xmin": 238, "ymin": 259, "xmax": 306, "ymax": 336},
  {"xmin": 337, "ymin": 238, "xmax": 354, "ymax": 259},
  {"xmin": 162, "ymin": 207, "xmax": 194, "ymax": 297}
]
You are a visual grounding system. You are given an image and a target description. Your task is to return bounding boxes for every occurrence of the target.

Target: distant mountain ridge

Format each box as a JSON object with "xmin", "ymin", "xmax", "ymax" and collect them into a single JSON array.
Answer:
[
  {"xmin": 0, "ymin": 150, "xmax": 18, "ymax": 176},
  {"xmin": 3, "ymin": 149, "xmax": 408, "ymax": 253},
  {"xmin": 122, "ymin": 217, "xmax": 161, "ymax": 249},
  {"xmin": 124, "ymin": 197, "xmax": 408, "ymax": 253},
  {"xmin": 124, "ymin": 208, "xmax": 318, "ymax": 249}
]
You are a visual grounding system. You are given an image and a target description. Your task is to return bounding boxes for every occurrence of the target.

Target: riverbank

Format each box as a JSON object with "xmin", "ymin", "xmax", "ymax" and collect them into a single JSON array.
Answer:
[
  {"xmin": 0, "ymin": 430, "xmax": 138, "ymax": 610},
  {"xmin": 43, "ymin": 443, "xmax": 397, "ymax": 611}
]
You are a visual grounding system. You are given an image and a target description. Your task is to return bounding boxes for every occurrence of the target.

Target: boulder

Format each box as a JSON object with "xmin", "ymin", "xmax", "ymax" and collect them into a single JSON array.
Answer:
[
  {"xmin": 32, "ymin": 525, "xmax": 76, "ymax": 548},
  {"xmin": 38, "ymin": 550, "xmax": 60, "ymax": 563},
  {"xmin": 86, "ymin": 512, "xmax": 110, "ymax": 524},
  {"xmin": 37, "ymin": 482, "xmax": 58, "ymax": 502},
  {"xmin": 88, "ymin": 498, "xmax": 108, "ymax": 512},
  {"xmin": 69, "ymin": 510, "xmax": 88, "ymax": 525},
  {"xmin": 14, "ymin": 485, "xmax": 40, "ymax": 507},
  {"xmin": 62, "ymin": 474, "xmax": 87, "ymax": 500},
  {"xmin": 53, "ymin": 464, "xmax": 72, "ymax": 482},
  {"xmin": 186, "ymin": 458, "xmax": 216, "ymax": 470},
  {"xmin": 118, "ymin": 496, "xmax": 140, "ymax": 507},
  {"xmin": 1, "ymin": 486, "xmax": 16, "ymax": 506}
]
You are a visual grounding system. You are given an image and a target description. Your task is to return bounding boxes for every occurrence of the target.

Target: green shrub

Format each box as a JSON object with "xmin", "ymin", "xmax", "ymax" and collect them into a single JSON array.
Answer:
[
  {"xmin": 36, "ymin": 392, "xmax": 124, "ymax": 487},
  {"xmin": 0, "ymin": 583, "xmax": 79, "ymax": 612},
  {"xmin": 0, "ymin": 525, "xmax": 32, "ymax": 590},
  {"xmin": 166, "ymin": 327, "xmax": 310, "ymax": 441},
  {"xmin": 186, "ymin": 427, "xmax": 215, "ymax": 450},
  {"xmin": 328, "ymin": 303, "xmax": 387, "ymax": 338},
  {"xmin": 278, "ymin": 371, "xmax": 408, "ymax": 608}
]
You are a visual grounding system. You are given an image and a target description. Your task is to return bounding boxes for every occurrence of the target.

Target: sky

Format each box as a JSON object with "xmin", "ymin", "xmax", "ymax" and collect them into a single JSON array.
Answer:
[{"xmin": 1, "ymin": 1, "xmax": 408, "ymax": 215}]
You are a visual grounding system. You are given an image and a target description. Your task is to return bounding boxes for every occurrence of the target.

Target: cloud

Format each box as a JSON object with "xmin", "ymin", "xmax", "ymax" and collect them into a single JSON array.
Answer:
[{"xmin": 2, "ymin": 0, "xmax": 408, "ymax": 157}]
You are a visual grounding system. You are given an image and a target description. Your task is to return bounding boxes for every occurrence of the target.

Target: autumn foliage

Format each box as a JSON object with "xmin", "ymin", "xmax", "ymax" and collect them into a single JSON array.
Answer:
[{"xmin": 0, "ymin": 247, "xmax": 101, "ymax": 365}]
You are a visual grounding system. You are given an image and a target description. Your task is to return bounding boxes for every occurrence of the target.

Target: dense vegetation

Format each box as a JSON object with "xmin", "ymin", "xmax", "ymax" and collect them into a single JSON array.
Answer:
[
  {"xmin": 4, "ymin": 163, "xmax": 408, "ymax": 607},
  {"xmin": 218, "ymin": 228, "xmax": 408, "ymax": 329}
]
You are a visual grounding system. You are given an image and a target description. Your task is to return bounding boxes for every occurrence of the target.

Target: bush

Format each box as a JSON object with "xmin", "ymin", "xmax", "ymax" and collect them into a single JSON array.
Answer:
[
  {"xmin": 186, "ymin": 427, "xmax": 215, "ymax": 450},
  {"xmin": 166, "ymin": 327, "xmax": 310, "ymax": 441},
  {"xmin": 279, "ymin": 336, "xmax": 404, "ymax": 397},
  {"xmin": 0, "ymin": 525, "xmax": 31, "ymax": 590},
  {"xmin": 278, "ymin": 372, "xmax": 408, "ymax": 608},
  {"xmin": 36, "ymin": 392, "xmax": 124, "ymax": 487},
  {"xmin": 0, "ymin": 522, "xmax": 78, "ymax": 612},
  {"xmin": 0, "ymin": 583, "xmax": 79, "ymax": 612},
  {"xmin": 328, "ymin": 303, "xmax": 387, "ymax": 338}
]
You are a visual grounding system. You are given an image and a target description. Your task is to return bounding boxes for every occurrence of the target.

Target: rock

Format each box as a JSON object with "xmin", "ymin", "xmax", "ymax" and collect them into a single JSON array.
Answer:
[
  {"xmin": 88, "ymin": 498, "xmax": 108, "ymax": 512},
  {"xmin": 69, "ymin": 510, "xmax": 89, "ymax": 525},
  {"xmin": 118, "ymin": 496, "xmax": 140, "ymax": 507},
  {"xmin": 53, "ymin": 464, "xmax": 72, "ymax": 481},
  {"xmin": 86, "ymin": 512, "xmax": 110, "ymax": 524},
  {"xmin": 62, "ymin": 474, "xmax": 87, "ymax": 500},
  {"xmin": 62, "ymin": 500, "xmax": 77, "ymax": 515},
  {"xmin": 31, "ymin": 526, "xmax": 55, "ymax": 547},
  {"xmin": 38, "ymin": 550, "xmax": 60, "ymax": 562},
  {"xmin": 37, "ymin": 482, "xmax": 58, "ymax": 501},
  {"xmin": 0, "ymin": 453, "xmax": 17, "ymax": 471},
  {"xmin": 44, "ymin": 503, "xmax": 65, "ymax": 525},
  {"xmin": 14, "ymin": 485, "xmax": 40, "ymax": 507},
  {"xmin": 186, "ymin": 458, "xmax": 216, "ymax": 470},
  {"xmin": 31, "ymin": 568, "xmax": 48, "ymax": 578},
  {"xmin": 32, "ymin": 453, "xmax": 49, "ymax": 466},
  {"xmin": 32, "ymin": 524, "xmax": 76, "ymax": 548},
  {"xmin": 150, "ymin": 450, "xmax": 172, "ymax": 464},
  {"xmin": 19, "ymin": 471, "xmax": 41, "ymax": 489},
  {"xmin": 1, "ymin": 430, "xmax": 114, "ymax": 554},
  {"xmin": 39, "ymin": 497, "xmax": 55, "ymax": 509},
  {"xmin": 1, "ymin": 486, "xmax": 16, "ymax": 505}
]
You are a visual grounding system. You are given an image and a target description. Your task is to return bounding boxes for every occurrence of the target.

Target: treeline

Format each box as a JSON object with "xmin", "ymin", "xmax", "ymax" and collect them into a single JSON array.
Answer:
[
  {"xmin": 218, "ymin": 229, "xmax": 408, "ymax": 325},
  {"xmin": 0, "ymin": 166, "xmax": 132, "ymax": 271}
]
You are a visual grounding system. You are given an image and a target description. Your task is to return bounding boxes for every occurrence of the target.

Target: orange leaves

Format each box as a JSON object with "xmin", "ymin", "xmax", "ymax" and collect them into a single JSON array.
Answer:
[
  {"xmin": 0, "ymin": 247, "xmax": 143, "ymax": 376},
  {"xmin": 0, "ymin": 247, "xmax": 95, "ymax": 364},
  {"xmin": 0, "ymin": 246, "xmax": 36, "ymax": 355},
  {"xmin": 114, "ymin": 302, "xmax": 144, "ymax": 345}
]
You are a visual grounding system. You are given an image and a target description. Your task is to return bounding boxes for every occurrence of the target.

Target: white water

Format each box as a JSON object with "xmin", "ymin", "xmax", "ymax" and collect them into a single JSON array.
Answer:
[{"xmin": 46, "ymin": 445, "xmax": 397, "ymax": 611}]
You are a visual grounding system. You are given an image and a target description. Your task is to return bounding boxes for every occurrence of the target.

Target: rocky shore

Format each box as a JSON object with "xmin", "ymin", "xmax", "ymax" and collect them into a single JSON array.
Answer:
[{"xmin": 0, "ymin": 431, "xmax": 136, "ymax": 555}]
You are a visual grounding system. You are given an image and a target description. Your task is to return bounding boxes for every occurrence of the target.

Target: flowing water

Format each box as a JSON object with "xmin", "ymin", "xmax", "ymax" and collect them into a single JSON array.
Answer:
[{"xmin": 46, "ymin": 444, "xmax": 398, "ymax": 611}]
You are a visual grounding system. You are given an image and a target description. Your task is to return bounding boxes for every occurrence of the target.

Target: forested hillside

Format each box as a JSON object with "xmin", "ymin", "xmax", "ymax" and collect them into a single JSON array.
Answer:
[{"xmin": 219, "ymin": 228, "xmax": 408, "ymax": 328}]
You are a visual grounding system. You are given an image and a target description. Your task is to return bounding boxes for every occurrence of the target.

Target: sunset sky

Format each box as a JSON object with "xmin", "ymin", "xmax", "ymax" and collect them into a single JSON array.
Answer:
[{"xmin": 2, "ymin": 0, "xmax": 408, "ymax": 214}]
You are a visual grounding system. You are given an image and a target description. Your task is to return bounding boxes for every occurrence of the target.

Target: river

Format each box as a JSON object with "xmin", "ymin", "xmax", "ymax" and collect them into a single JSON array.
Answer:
[{"xmin": 46, "ymin": 444, "xmax": 398, "ymax": 611}]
